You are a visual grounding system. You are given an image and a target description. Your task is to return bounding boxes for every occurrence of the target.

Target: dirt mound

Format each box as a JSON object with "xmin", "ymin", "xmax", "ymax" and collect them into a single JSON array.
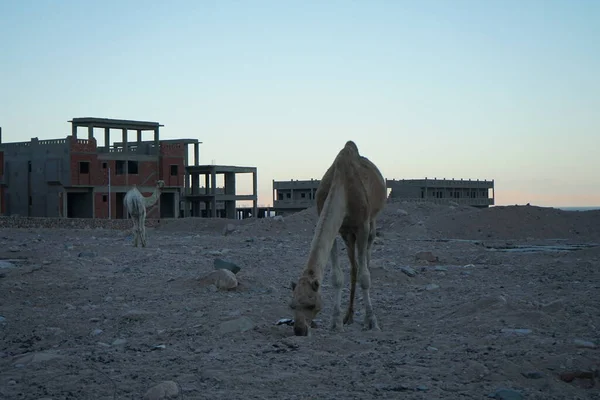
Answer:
[{"xmin": 427, "ymin": 205, "xmax": 600, "ymax": 240}]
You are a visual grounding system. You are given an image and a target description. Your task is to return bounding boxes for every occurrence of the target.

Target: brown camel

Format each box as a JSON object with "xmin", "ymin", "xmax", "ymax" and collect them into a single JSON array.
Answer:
[{"xmin": 290, "ymin": 140, "xmax": 387, "ymax": 336}]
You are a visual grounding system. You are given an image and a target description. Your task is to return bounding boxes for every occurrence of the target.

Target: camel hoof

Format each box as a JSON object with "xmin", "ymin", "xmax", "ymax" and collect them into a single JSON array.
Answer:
[
  {"xmin": 330, "ymin": 322, "xmax": 344, "ymax": 332},
  {"xmin": 364, "ymin": 317, "xmax": 381, "ymax": 331},
  {"xmin": 343, "ymin": 313, "xmax": 354, "ymax": 325}
]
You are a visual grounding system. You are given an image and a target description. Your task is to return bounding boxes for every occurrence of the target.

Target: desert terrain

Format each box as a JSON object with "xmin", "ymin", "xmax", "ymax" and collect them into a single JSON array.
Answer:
[{"xmin": 0, "ymin": 202, "xmax": 599, "ymax": 399}]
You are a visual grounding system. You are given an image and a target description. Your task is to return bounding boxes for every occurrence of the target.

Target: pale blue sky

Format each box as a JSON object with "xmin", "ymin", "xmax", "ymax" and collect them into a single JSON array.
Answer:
[{"xmin": 1, "ymin": 0, "xmax": 598, "ymax": 207}]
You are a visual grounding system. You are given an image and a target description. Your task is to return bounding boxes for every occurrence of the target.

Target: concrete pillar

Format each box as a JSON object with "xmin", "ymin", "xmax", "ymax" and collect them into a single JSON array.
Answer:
[
  {"xmin": 224, "ymin": 172, "xmax": 235, "ymax": 195},
  {"xmin": 0, "ymin": 126, "xmax": 2, "ymax": 144},
  {"xmin": 174, "ymin": 191, "xmax": 180, "ymax": 218},
  {"xmin": 191, "ymin": 173, "xmax": 199, "ymax": 195},
  {"xmin": 154, "ymin": 128, "xmax": 159, "ymax": 154},
  {"xmin": 137, "ymin": 129, "xmax": 142, "ymax": 143},
  {"xmin": 210, "ymin": 168, "xmax": 217, "ymax": 217},
  {"xmin": 210, "ymin": 169, "xmax": 216, "ymax": 195},
  {"xmin": 88, "ymin": 125, "xmax": 94, "ymax": 140},
  {"xmin": 104, "ymin": 128, "xmax": 110, "ymax": 150},
  {"xmin": 72, "ymin": 124, "xmax": 77, "ymax": 139},
  {"xmin": 122, "ymin": 128, "xmax": 128, "ymax": 153},
  {"xmin": 252, "ymin": 170, "xmax": 258, "ymax": 218},
  {"xmin": 204, "ymin": 174, "xmax": 209, "ymax": 194},
  {"xmin": 224, "ymin": 172, "xmax": 236, "ymax": 219},
  {"xmin": 194, "ymin": 142, "xmax": 199, "ymax": 166}
]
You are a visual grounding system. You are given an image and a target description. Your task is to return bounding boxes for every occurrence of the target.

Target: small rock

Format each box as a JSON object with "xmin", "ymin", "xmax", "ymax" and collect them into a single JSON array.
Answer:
[
  {"xmin": 273, "ymin": 215, "xmax": 284, "ymax": 222},
  {"xmin": 573, "ymin": 339, "xmax": 596, "ymax": 349},
  {"xmin": 42, "ymin": 260, "xmax": 52, "ymax": 265},
  {"xmin": 0, "ymin": 261, "xmax": 16, "ymax": 269},
  {"xmin": 489, "ymin": 388, "xmax": 523, "ymax": 400},
  {"xmin": 0, "ymin": 316, "xmax": 6, "ymax": 323},
  {"xmin": 463, "ymin": 263, "xmax": 475, "ymax": 268},
  {"xmin": 434, "ymin": 266, "xmax": 448, "ymax": 272},
  {"xmin": 8, "ymin": 246, "xmax": 20, "ymax": 252},
  {"xmin": 219, "ymin": 316, "xmax": 255, "ymax": 334},
  {"xmin": 222, "ymin": 223, "xmax": 236, "ymax": 236},
  {"xmin": 396, "ymin": 208, "xmax": 408, "ymax": 216},
  {"xmin": 64, "ymin": 244, "xmax": 74, "ymax": 250},
  {"xmin": 143, "ymin": 380, "xmax": 180, "ymax": 400},
  {"xmin": 121, "ymin": 310, "xmax": 154, "ymax": 321},
  {"xmin": 540, "ymin": 298, "xmax": 564, "ymax": 313},
  {"xmin": 400, "ymin": 266, "xmax": 417, "ymax": 277},
  {"xmin": 427, "ymin": 346, "xmax": 438, "ymax": 351},
  {"xmin": 12, "ymin": 351, "xmax": 64, "ymax": 366},
  {"xmin": 415, "ymin": 251, "xmax": 438, "ymax": 263},
  {"xmin": 521, "ymin": 370, "xmax": 543, "ymax": 379},
  {"xmin": 425, "ymin": 283, "xmax": 439, "ymax": 291},
  {"xmin": 91, "ymin": 329, "xmax": 103, "ymax": 336},
  {"xmin": 112, "ymin": 338, "xmax": 127, "ymax": 346},
  {"xmin": 78, "ymin": 251, "xmax": 97, "ymax": 258},
  {"xmin": 416, "ymin": 385, "xmax": 429, "ymax": 391},
  {"xmin": 214, "ymin": 258, "xmax": 241, "ymax": 274},
  {"xmin": 501, "ymin": 328, "xmax": 532, "ymax": 335},
  {"xmin": 97, "ymin": 257, "xmax": 113, "ymax": 265}
]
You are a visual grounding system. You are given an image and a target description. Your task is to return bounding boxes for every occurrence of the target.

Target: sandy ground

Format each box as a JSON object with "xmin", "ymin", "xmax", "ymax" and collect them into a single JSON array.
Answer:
[{"xmin": 0, "ymin": 202, "xmax": 599, "ymax": 400}]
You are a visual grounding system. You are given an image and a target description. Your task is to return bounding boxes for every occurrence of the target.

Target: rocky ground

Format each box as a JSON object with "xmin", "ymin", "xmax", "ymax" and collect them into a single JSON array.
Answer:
[{"xmin": 0, "ymin": 202, "xmax": 599, "ymax": 400}]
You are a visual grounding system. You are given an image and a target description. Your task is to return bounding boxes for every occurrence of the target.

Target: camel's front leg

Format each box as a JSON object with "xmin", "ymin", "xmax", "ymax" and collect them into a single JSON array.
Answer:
[
  {"xmin": 357, "ymin": 224, "xmax": 380, "ymax": 331},
  {"xmin": 329, "ymin": 237, "xmax": 344, "ymax": 332}
]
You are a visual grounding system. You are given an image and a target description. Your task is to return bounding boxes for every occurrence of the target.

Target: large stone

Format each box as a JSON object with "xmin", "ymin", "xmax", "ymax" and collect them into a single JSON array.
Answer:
[
  {"xmin": 219, "ymin": 317, "xmax": 255, "ymax": 334},
  {"xmin": 13, "ymin": 351, "xmax": 64, "ymax": 366},
  {"xmin": 400, "ymin": 266, "xmax": 417, "ymax": 277},
  {"xmin": 214, "ymin": 258, "xmax": 241, "ymax": 274},
  {"xmin": 490, "ymin": 388, "xmax": 523, "ymax": 400},
  {"xmin": 202, "ymin": 269, "xmax": 238, "ymax": 290},
  {"xmin": 143, "ymin": 381, "xmax": 180, "ymax": 400}
]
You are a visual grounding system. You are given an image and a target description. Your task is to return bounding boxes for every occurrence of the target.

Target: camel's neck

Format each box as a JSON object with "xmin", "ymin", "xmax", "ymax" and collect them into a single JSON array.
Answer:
[
  {"xmin": 143, "ymin": 186, "xmax": 160, "ymax": 208},
  {"xmin": 303, "ymin": 182, "xmax": 346, "ymax": 282}
]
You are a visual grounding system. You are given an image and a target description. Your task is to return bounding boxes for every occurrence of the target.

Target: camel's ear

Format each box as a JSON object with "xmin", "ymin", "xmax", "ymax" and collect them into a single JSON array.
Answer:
[
  {"xmin": 290, "ymin": 281, "xmax": 296, "ymax": 291},
  {"xmin": 311, "ymin": 280, "xmax": 320, "ymax": 291}
]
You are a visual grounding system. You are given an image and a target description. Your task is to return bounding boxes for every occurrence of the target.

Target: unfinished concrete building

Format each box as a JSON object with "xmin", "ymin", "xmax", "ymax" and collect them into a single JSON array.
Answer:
[
  {"xmin": 184, "ymin": 165, "xmax": 258, "ymax": 218},
  {"xmin": 0, "ymin": 117, "xmax": 258, "ymax": 219},
  {"xmin": 272, "ymin": 176, "xmax": 495, "ymax": 214},
  {"xmin": 386, "ymin": 178, "xmax": 495, "ymax": 207},
  {"xmin": 272, "ymin": 179, "xmax": 320, "ymax": 215}
]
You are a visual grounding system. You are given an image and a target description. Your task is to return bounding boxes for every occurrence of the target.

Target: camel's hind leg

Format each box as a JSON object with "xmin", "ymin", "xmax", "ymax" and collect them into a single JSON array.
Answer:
[
  {"xmin": 329, "ymin": 237, "xmax": 344, "ymax": 332},
  {"xmin": 131, "ymin": 217, "xmax": 139, "ymax": 247},
  {"xmin": 367, "ymin": 220, "xmax": 376, "ymax": 269},
  {"xmin": 343, "ymin": 233, "xmax": 357, "ymax": 325},
  {"xmin": 139, "ymin": 214, "xmax": 147, "ymax": 248},
  {"xmin": 357, "ymin": 222, "xmax": 380, "ymax": 331}
]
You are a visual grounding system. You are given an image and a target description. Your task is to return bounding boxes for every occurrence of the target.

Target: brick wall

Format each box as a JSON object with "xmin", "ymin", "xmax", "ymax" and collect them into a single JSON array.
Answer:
[
  {"xmin": 0, "ymin": 216, "xmax": 160, "ymax": 230},
  {"xmin": 160, "ymin": 142, "xmax": 185, "ymax": 187},
  {"xmin": 108, "ymin": 160, "xmax": 159, "ymax": 187},
  {"xmin": 69, "ymin": 136, "xmax": 101, "ymax": 186}
]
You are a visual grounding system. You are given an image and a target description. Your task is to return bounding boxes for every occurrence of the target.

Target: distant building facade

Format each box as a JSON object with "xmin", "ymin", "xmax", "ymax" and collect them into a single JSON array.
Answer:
[
  {"xmin": 0, "ymin": 118, "xmax": 260, "ymax": 220},
  {"xmin": 387, "ymin": 178, "xmax": 494, "ymax": 207},
  {"xmin": 272, "ymin": 179, "xmax": 320, "ymax": 216},
  {"xmin": 272, "ymin": 176, "xmax": 495, "ymax": 214},
  {"xmin": 0, "ymin": 118, "xmax": 194, "ymax": 218}
]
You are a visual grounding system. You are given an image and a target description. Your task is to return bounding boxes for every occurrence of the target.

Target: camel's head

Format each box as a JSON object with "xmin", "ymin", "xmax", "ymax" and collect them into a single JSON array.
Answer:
[
  {"xmin": 289, "ymin": 275, "xmax": 323, "ymax": 336},
  {"xmin": 156, "ymin": 180, "xmax": 165, "ymax": 189}
]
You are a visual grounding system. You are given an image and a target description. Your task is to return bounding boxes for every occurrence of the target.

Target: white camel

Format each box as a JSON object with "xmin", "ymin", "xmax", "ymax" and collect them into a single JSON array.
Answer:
[{"xmin": 123, "ymin": 180, "xmax": 165, "ymax": 247}]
